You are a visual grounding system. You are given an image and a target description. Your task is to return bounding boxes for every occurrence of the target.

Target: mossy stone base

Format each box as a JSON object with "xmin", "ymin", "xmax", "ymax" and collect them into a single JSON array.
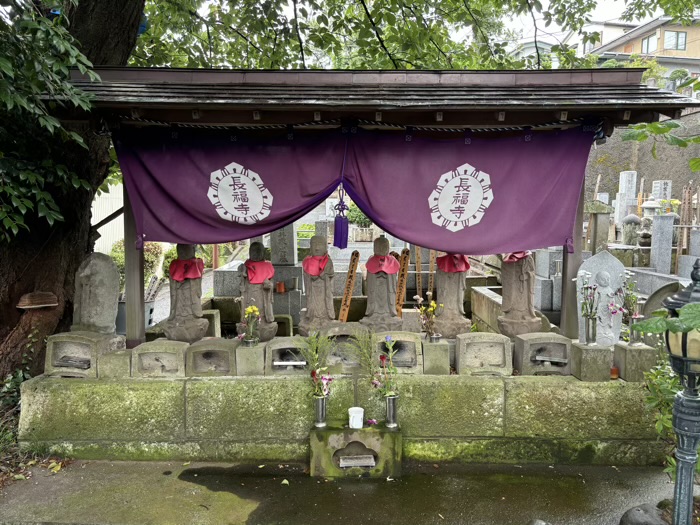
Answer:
[
  {"xmin": 202, "ymin": 309, "xmax": 222, "ymax": 337},
  {"xmin": 422, "ymin": 342, "xmax": 450, "ymax": 375},
  {"xmin": 310, "ymin": 424, "xmax": 402, "ymax": 478},
  {"xmin": 235, "ymin": 342, "xmax": 265, "ymax": 376},
  {"xmin": 614, "ymin": 341, "xmax": 658, "ymax": 383},
  {"xmin": 97, "ymin": 350, "xmax": 132, "ymax": 379},
  {"xmin": 570, "ymin": 342, "xmax": 613, "ymax": 382}
]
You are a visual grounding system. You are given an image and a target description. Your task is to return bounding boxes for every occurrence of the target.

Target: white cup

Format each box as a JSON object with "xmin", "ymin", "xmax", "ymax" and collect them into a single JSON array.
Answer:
[{"xmin": 348, "ymin": 407, "xmax": 364, "ymax": 429}]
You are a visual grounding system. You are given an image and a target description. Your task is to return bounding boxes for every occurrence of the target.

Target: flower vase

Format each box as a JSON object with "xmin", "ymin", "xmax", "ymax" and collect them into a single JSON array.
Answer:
[
  {"xmin": 428, "ymin": 333, "xmax": 441, "ymax": 343},
  {"xmin": 584, "ymin": 316, "xmax": 597, "ymax": 345},
  {"xmin": 385, "ymin": 395, "xmax": 399, "ymax": 429},
  {"xmin": 314, "ymin": 395, "xmax": 327, "ymax": 428},
  {"xmin": 629, "ymin": 316, "xmax": 644, "ymax": 346},
  {"xmin": 242, "ymin": 337, "xmax": 258, "ymax": 347}
]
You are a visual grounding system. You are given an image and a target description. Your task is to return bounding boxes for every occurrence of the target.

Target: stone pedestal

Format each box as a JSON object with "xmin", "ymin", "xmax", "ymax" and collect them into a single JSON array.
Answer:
[
  {"xmin": 401, "ymin": 311, "xmax": 421, "ymax": 333},
  {"xmin": 455, "ymin": 333, "xmax": 513, "ymax": 376},
  {"xmin": 650, "ymin": 215, "xmax": 674, "ymax": 274},
  {"xmin": 131, "ymin": 339, "xmax": 188, "ymax": 378},
  {"xmin": 534, "ymin": 276, "xmax": 553, "ymax": 311},
  {"xmin": 310, "ymin": 425, "xmax": 402, "ymax": 478},
  {"xmin": 571, "ymin": 342, "xmax": 613, "ymax": 382},
  {"xmin": 202, "ymin": 310, "xmax": 221, "ymax": 338},
  {"xmin": 320, "ymin": 322, "xmax": 366, "ymax": 375},
  {"xmin": 265, "ymin": 337, "xmax": 307, "ymax": 376},
  {"xmin": 498, "ymin": 254, "xmax": 541, "ymax": 339},
  {"xmin": 613, "ymin": 341, "xmax": 658, "ymax": 383},
  {"xmin": 422, "ymin": 342, "xmax": 450, "ymax": 375},
  {"xmin": 185, "ymin": 338, "xmax": 239, "ymax": 377},
  {"xmin": 236, "ymin": 319, "xmax": 278, "ymax": 343},
  {"xmin": 97, "ymin": 350, "xmax": 131, "ymax": 379},
  {"xmin": 235, "ymin": 342, "xmax": 266, "ymax": 376},
  {"xmin": 513, "ymin": 333, "xmax": 571, "ymax": 376},
  {"xmin": 690, "ymin": 230, "xmax": 700, "ymax": 257},
  {"xmin": 45, "ymin": 331, "xmax": 125, "ymax": 379},
  {"xmin": 360, "ymin": 314, "xmax": 403, "ymax": 333},
  {"xmin": 376, "ymin": 331, "xmax": 423, "ymax": 374}
]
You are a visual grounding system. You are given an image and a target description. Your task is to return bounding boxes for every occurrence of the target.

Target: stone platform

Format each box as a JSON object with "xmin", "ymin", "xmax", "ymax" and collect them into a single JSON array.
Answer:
[{"xmin": 19, "ymin": 375, "xmax": 663, "ymax": 466}]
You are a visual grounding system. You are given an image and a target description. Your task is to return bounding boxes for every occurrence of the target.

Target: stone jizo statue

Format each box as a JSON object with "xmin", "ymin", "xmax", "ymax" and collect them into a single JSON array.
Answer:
[
  {"xmin": 237, "ymin": 241, "xmax": 277, "ymax": 342},
  {"xmin": 434, "ymin": 254, "xmax": 472, "ymax": 338},
  {"xmin": 299, "ymin": 235, "xmax": 336, "ymax": 336},
  {"xmin": 162, "ymin": 244, "xmax": 209, "ymax": 343},
  {"xmin": 497, "ymin": 251, "xmax": 541, "ymax": 339},
  {"xmin": 360, "ymin": 237, "xmax": 402, "ymax": 332},
  {"xmin": 71, "ymin": 253, "xmax": 120, "ymax": 334}
]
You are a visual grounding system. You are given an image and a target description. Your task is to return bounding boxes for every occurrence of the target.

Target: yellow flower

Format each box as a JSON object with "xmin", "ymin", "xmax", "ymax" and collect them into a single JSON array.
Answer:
[
  {"xmin": 439, "ymin": 303, "xmax": 444, "ymax": 308},
  {"xmin": 245, "ymin": 305, "xmax": 260, "ymax": 316}
]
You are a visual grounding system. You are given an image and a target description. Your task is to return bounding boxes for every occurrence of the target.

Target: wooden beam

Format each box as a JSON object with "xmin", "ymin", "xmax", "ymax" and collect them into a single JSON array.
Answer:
[
  {"xmin": 124, "ymin": 186, "xmax": 145, "ymax": 348},
  {"xmin": 560, "ymin": 183, "xmax": 585, "ymax": 339}
]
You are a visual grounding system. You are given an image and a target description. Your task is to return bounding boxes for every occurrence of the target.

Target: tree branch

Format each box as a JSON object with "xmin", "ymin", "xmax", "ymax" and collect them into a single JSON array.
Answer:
[
  {"xmin": 292, "ymin": 0, "xmax": 306, "ymax": 68},
  {"xmin": 525, "ymin": 0, "xmax": 541, "ymax": 69},
  {"xmin": 461, "ymin": 0, "xmax": 496, "ymax": 61},
  {"xmin": 403, "ymin": 2, "xmax": 452, "ymax": 68},
  {"xmin": 357, "ymin": 0, "xmax": 399, "ymax": 69}
]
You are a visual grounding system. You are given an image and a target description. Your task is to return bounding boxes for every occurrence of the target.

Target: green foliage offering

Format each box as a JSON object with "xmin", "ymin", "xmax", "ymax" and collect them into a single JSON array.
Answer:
[
  {"xmin": 294, "ymin": 333, "xmax": 334, "ymax": 397},
  {"xmin": 644, "ymin": 361, "xmax": 682, "ymax": 476},
  {"xmin": 347, "ymin": 203, "xmax": 372, "ymax": 228},
  {"xmin": 0, "ymin": 2, "xmax": 98, "ymax": 242},
  {"xmin": 350, "ymin": 329, "xmax": 379, "ymax": 377},
  {"xmin": 110, "ymin": 240, "xmax": 163, "ymax": 290}
]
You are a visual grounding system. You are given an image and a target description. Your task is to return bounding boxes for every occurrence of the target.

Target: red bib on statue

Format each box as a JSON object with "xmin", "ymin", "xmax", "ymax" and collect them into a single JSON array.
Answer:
[
  {"xmin": 302, "ymin": 254, "xmax": 329, "ymax": 276},
  {"xmin": 245, "ymin": 260, "xmax": 275, "ymax": 284},
  {"xmin": 366, "ymin": 255, "xmax": 400, "ymax": 275},
  {"xmin": 169, "ymin": 258, "xmax": 204, "ymax": 282},
  {"xmin": 437, "ymin": 254, "xmax": 470, "ymax": 273},
  {"xmin": 503, "ymin": 251, "xmax": 531, "ymax": 263}
]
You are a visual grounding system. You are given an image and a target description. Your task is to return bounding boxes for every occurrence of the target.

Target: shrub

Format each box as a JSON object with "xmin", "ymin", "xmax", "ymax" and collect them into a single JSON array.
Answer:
[
  {"xmin": 110, "ymin": 239, "xmax": 163, "ymax": 290},
  {"xmin": 347, "ymin": 203, "xmax": 372, "ymax": 228},
  {"xmin": 297, "ymin": 223, "xmax": 316, "ymax": 239},
  {"xmin": 669, "ymin": 68, "xmax": 689, "ymax": 82}
]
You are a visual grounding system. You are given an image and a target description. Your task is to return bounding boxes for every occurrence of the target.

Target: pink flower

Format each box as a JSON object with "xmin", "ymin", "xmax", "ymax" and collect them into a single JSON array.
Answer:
[{"xmin": 367, "ymin": 419, "xmax": 378, "ymax": 425}]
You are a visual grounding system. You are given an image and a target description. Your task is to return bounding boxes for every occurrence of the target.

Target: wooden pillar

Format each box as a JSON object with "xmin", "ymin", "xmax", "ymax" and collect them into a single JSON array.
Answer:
[
  {"xmin": 560, "ymin": 183, "xmax": 585, "ymax": 339},
  {"xmin": 124, "ymin": 186, "xmax": 145, "ymax": 348}
]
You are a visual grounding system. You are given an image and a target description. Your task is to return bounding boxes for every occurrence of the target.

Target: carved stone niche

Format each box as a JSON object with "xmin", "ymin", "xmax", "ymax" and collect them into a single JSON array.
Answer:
[
  {"xmin": 455, "ymin": 333, "xmax": 513, "ymax": 376},
  {"xmin": 319, "ymin": 322, "xmax": 368, "ymax": 375},
  {"xmin": 185, "ymin": 338, "xmax": 239, "ymax": 377},
  {"xmin": 131, "ymin": 339, "xmax": 189, "ymax": 378},
  {"xmin": 44, "ymin": 331, "xmax": 125, "ymax": 379},
  {"xmin": 374, "ymin": 331, "xmax": 423, "ymax": 374},
  {"xmin": 513, "ymin": 333, "xmax": 572, "ymax": 376},
  {"xmin": 265, "ymin": 337, "xmax": 308, "ymax": 376}
]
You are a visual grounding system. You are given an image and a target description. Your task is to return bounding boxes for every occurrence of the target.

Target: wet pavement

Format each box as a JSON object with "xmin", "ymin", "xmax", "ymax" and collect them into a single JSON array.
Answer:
[{"xmin": 0, "ymin": 461, "xmax": 682, "ymax": 525}]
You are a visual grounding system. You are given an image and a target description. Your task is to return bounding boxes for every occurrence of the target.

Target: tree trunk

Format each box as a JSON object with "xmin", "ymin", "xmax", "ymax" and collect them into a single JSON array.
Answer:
[{"xmin": 0, "ymin": 0, "xmax": 144, "ymax": 379}]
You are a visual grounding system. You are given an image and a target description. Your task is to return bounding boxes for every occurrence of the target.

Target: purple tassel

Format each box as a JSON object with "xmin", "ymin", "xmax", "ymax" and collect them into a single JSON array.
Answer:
[{"xmin": 333, "ymin": 216, "xmax": 349, "ymax": 249}]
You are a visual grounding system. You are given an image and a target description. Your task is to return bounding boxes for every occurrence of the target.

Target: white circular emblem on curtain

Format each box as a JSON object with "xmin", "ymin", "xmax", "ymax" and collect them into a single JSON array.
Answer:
[
  {"xmin": 207, "ymin": 162, "xmax": 273, "ymax": 224},
  {"xmin": 429, "ymin": 163, "xmax": 494, "ymax": 232}
]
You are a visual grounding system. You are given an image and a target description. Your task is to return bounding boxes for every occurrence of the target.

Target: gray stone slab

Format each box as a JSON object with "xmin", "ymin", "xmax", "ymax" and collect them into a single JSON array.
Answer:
[
  {"xmin": 235, "ymin": 342, "xmax": 266, "ymax": 376},
  {"xmin": 513, "ymin": 333, "xmax": 571, "ymax": 376},
  {"xmin": 270, "ymin": 224, "xmax": 298, "ymax": 266},
  {"xmin": 650, "ymin": 215, "xmax": 674, "ymax": 275},
  {"xmin": 131, "ymin": 339, "xmax": 188, "ymax": 378},
  {"xmin": 264, "ymin": 337, "xmax": 307, "ymax": 376},
  {"xmin": 185, "ymin": 338, "xmax": 239, "ymax": 377},
  {"xmin": 272, "ymin": 289, "xmax": 305, "ymax": 326},
  {"xmin": 272, "ymin": 265, "xmax": 305, "ymax": 292},
  {"xmin": 422, "ymin": 341, "xmax": 450, "ymax": 375},
  {"xmin": 202, "ymin": 309, "xmax": 221, "ymax": 338},
  {"xmin": 401, "ymin": 310, "xmax": 422, "ymax": 333},
  {"xmin": 455, "ymin": 333, "xmax": 512, "ymax": 376},
  {"xmin": 552, "ymin": 276, "xmax": 562, "ymax": 312},
  {"xmin": 651, "ymin": 179, "xmax": 672, "ymax": 201},
  {"xmin": 589, "ymin": 212, "xmax": 611, "ymax": 255},
  {"xmin": 534, "ymin": 248, "xmax": 563, "ymax": 279},
  {"xmin": 677, "ymin": 254, "xmax": 697, "ymax": 280},
  {"xmin": 613, "ymin": 341, "xmax": 658, "ymax": 383},
  {"xmin": 331, "ymin": 267, "xmax": 363, "ymax": 297},
  {"xmin": 97, "ymin": 350, "xmax": 131, "ymax": 379},
  {"xmin": 375, "ymin": 331, "xmax": 424, "ymax": 374},
  {"xmin": 213, "ymin": 261, "xmax": 243, "ymax": 297},
  {"xmin": 534, "ymin": 276, "xmax": 553, "ymax": 311},
  {"xmin": 570, "ymin": 342, "xmax": 613, "ymax": 382},
  {"xmin": 690, "ymin": 230, "xmax": 700, "ymax": 257}
]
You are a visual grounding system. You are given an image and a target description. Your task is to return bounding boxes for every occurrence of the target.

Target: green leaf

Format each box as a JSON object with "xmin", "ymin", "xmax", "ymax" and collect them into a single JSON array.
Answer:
[
  {"xmin": 630, "ymin": 316, "xmax": 668, "ymax": 334},
  {"xmin": 690, "ymin": 158, "xmax": 700, "ymax": 172},
  {"xmin": 678, "ymin": 304, "xmax": 700, "ymax": 331}
]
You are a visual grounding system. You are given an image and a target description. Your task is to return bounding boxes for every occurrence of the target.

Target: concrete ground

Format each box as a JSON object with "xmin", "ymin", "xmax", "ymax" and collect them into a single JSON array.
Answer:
[{"xmin": 0, "ymin": 461, "xmax": 682, "ymax": 525}]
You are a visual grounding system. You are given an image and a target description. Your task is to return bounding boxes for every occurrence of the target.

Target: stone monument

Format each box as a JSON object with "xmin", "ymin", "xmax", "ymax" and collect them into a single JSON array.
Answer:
[
  {"xmin": 621, "ymin": 214, "xmax": 641, "ymax": 246},
  {"xmin": 497, "ymin": 252, "xmax": 541, "ymax": 339},
  {"xmin": 236, "ymin": 241, "xmax": 278, "ymax": 342},
  {"xmin": 299, "ymin": 235, "xmax": 336, "ymax": 336},
  {"xmin": 576, "ymin": 250, "xmax": 625, "ymax": 347},
  {"xmin": 360, "ymin": 237, "xmax": 403, "ymax": 332},
  {"xmin": 433, "ymin": 254, "xmax": 471, "ymax": 338},
  {"xmin": 162, "ymin": 244, "xmax": 209, "ymax": 343},
  {"xmin": 638, "ymin": 217, "xmax": 652, "ymax": 247},
  {"xmin": 45, "ymin": 253, "xmax": 125, "ymax": 378}
]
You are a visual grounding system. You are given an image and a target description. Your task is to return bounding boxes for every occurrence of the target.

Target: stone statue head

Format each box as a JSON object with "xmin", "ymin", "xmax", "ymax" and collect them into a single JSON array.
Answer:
[
  {"xmin": 177, "ymin": 244, "xmax": 196, "ymax": 260},
  {"xmin": 310, "ymin": 235, "xmax": 327, "ymax": 257},
  {"xmin": 249, "ymin": 241, "xmax": 265, "ymax": 262},
  {"xmin": 374, "ymin": 236, "xmax": 390, "ymax": 256},
  {"xmin": 595, "ymin": 270, "xmax": 610, "ymax": 288}
]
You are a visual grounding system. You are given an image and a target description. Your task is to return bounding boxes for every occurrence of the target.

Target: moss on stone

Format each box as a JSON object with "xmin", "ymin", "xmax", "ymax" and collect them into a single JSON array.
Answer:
[
  {"xmin": 504, "ymin": 376, "xmax": 656, "ymax": 439},
  {"xmin": 19, "ymin": 376, "xmax": 185, "ymax": 442}
]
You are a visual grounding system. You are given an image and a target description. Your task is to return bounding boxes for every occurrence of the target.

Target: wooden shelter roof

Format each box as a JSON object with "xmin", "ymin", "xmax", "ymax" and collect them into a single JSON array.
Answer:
[{"xmin": 65, "ymin": 67, "xmax": 700, "ymax": 132}]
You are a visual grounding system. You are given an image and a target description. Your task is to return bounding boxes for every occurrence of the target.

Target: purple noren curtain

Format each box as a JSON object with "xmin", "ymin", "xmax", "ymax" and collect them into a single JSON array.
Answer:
[{"xmin": 114, "ymin": 127, "xmax": 594, "ymax": 254}]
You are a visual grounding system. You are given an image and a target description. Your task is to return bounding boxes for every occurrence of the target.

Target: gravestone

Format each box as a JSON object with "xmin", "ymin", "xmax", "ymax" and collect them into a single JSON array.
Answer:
[
  {"xmin": 638, "ymin": 217, "xmax": 652, "ymax": 247},
  {"xmin": 576, "ymin": 250, "xmax": 625, "ymax": 347},
  {"xmin": 622, "ymin": 214, "xmax": 641, "ymax": 246},
  {"xmin": 652, "ymin": 180, "xmax": 673, "ymax": 201},
  {"xmin": 270, "ymin": 224, "xmax": 298, "ymax": 266},
  {"xmin": 213, "ymin": 260, "xmax": 243, "ymax": 297},
  {"xmin": 162, "ymin": 244, "xmax": 209, "ymax": 343},
  {"xmin": 596, "ymin": 192, "xmax": 609, "ymax": 204},
  {"xmin": 71, "ymin": 253, "xmax": 120, "ymax": 334},
  {"xmin": 650, "ymin": 215, "xmax": 674, "ymax": 274},
  {"xmin": 589, "ymin": 212, "xmax": 611, "ymax": 255},
  {"xmin": 513, "ymin": 332, "xmax": 571, "ymax": 376},
  {"xmin": 497, "ymin": 253, "xmax": 541, "ymax": 339},
  {"xmin": 690, "ymin": 230, "xmax": 700, "ymax": 257},
  {"xmin": 236, "ymin": 241, "xmax": 277, "ymax": 342},
  {"xmin": 299, "ymin": 235, "xmax": 336, "ymax": 336},
  {"xmin": 455, "ymin": 332, "xmax": 513, "ymax": 376}
]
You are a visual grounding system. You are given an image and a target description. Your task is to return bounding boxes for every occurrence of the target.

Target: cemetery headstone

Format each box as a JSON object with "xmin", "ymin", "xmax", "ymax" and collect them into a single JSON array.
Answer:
[
  {"xmin": 71, "ymin": 253, "xmax": 120, "ymax": 334},
  {"xmin": 652, "ymin": 180, "xmax": 673, "ymax": 201},
  {"xmin": 622, "ymin": 214, "xmax": 641, "ymax": 246},
  {"xmin": 270, "ymin": 224, "xmax": 298, "ymax": 266},
  {"xmin": 650, "ymin": 214, "xmax": 674, "ymax": 274}
]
